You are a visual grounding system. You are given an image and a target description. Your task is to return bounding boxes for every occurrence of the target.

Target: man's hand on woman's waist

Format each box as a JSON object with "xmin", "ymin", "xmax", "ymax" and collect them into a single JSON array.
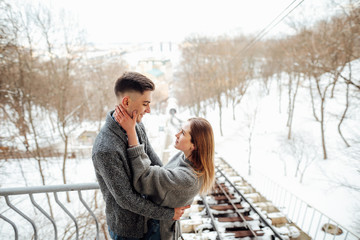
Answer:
[{"xmin": 173, "ymin": 205, "xmax": 191, "ymax": 220}]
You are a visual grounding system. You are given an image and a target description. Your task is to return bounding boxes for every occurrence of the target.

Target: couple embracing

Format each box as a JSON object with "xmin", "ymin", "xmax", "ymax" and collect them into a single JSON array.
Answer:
[{"xmin": 92, "ymin": 72, "xmax": 215, "ymax": 240}]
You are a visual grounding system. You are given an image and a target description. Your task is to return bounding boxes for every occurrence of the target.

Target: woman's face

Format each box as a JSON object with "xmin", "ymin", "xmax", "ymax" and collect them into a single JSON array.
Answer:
[{"xmin": 175, "ymin": 121, "xmax": 195, "ymax": 157}]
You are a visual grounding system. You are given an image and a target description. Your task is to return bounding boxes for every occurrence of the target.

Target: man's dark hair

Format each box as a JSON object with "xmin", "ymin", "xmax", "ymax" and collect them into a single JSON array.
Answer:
[{"xmin": 114, "ymin": 72, "xmax": 155, "ymax": 97}]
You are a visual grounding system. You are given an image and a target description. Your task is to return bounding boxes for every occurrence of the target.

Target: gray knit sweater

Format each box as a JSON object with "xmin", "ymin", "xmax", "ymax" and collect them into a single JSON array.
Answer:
[
  {"xmin": 92, "ymin": 111, "xmax": 174, "ymax": 238},
  {"xmin": 128, "ymin": 146, "xmax": 202, "ymax": 240}
]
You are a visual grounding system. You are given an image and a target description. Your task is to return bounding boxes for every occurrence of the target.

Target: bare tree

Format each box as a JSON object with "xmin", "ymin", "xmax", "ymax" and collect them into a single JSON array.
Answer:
[
  {"xmin": 303, "ymin": 4, "xmax": 360, "ymax": 158},
  {"xmin": 0, "ymin": 1, "xmax": 56, "ymax": 216},
  {"xmin": 278, "ymin": 146, "xmax": 288, "ymax": 177},
  {"xmin": 308, "ymin": 75, "xmax": 320, "ymax": 122},
  {"xmin": 84, "ymin": 57, "xmax": 128, "ymax": 131},
  {"xmin": 282, "ymin": 132, "xmax": 318, "ymax": 183},
  {"xmin": 175, "ymin": 37, "xmax": 211, "ymax": 117},
  {"xmin": 261, "ymin": 39, "xmax": 286, "ymax": 114},
  {"xmin": 176, "ymin": 35, "xmax": 256, "ymax": 136},
  {"xmin": 1, "ymin": 1, "xmax": 90, "ymax": 205},
  {"xmin": 33, "ymin": 6, "xmax": 88, "ymax": 202},
  {"xmin": 247, "ymin": 106, "xmax": 258, "ymax": 176},
  {"xmin": 174, "ymin": 4, "xmax": 360, "ymax": 162},
  {"xmin": 226, "ymin": 36, "xmax": 254, "ymax": 120},
  {"xmin": 298, "ymin": 22, "xmax": 335, "ymax": 160},
  {"xmin": 338, "ymin": 66, "xmax": 351, "ymax": 147},
  {"xmin": 281, "ymin": 33, "xmax": 309, "ymax": 140},
  {"xmin": 240, "ymin": 95, "xmax": 259, "ymax": 176},
  {"xmin": 336, "ymin": 4, "xmax": 360, "ymax": 147}
]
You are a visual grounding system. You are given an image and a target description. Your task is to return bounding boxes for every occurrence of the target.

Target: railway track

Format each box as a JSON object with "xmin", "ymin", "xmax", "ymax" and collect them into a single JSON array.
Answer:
[{"xmin": 179, "ymin": 157, "xmax": 311, "ymax": 240}]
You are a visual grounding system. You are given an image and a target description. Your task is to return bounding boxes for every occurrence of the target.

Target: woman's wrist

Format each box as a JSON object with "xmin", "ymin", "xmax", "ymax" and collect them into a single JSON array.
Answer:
[{"xmin": 127, "ymin": 128, "xmax": 139, "ymax": 147}]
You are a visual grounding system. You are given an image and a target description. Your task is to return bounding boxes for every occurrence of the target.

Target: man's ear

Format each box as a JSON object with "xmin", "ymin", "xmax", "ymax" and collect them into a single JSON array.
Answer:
[{"xmin": 121, "ymin": 96, "xmax": 130, "ymax": 108}]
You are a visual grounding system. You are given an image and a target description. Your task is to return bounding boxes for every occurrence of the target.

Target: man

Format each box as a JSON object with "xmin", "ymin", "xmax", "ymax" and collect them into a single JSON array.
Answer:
[{"xmin": 92, "ymin": 72, "xmax": 188, "ymax": 239}]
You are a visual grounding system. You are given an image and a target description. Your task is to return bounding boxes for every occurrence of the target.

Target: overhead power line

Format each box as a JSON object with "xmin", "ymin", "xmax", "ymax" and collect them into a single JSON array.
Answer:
[{"xmin": 237, "ymin": 0, "xmax": 306, "ymax": 56}]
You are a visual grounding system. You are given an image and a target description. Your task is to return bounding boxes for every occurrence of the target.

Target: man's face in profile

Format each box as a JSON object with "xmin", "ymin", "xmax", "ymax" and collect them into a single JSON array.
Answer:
[{"xmin": 126, "ymin": 90, "xmax": 152, "ymax": 123}]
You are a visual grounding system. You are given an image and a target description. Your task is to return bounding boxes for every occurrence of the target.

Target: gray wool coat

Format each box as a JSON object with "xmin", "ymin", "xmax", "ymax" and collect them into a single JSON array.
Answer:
[
  {"xmin": 92, "ymin": 111, "xmax": 174, "ymax": 238},
  {"xmin": 127, "ymin": 146, "xmax": 202, "ymax": 240}
]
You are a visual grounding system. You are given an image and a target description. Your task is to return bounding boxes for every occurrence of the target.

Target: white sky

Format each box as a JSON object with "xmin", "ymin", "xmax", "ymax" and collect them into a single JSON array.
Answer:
[{"xmin": 47, "ymin": 0, "xmax": 335, "ymax": 44}]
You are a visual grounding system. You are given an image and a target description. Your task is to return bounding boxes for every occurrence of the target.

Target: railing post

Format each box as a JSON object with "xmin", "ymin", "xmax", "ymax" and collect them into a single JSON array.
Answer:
[
  {"xmin": 301, "ymin": 204, "xmax": 308, "ymax": 229},
  {"xmin": 323, "ymin": 219, "xmax": 330, "ymax": 240},
  {"xmin": 291, "ymin": 197, "xmax": 298, "ymax": 220},
  {"xmin": 308, "ymin": 207, "xmax": 316, "ymax": 235},
  {"xmin": 29, "ymin": 193, "xmax": 58, "ymax": 240},
  {"xmin": 287, "ymin": 194, "xmax": 293, "ymax": 216},
  {"xmin": 54, "ymin": 192, "xmax": 79, "ymax": 240},
  {"xmin": 296, "ymin": 200, "xmax": 303, "ymax": 223},
  {"xmin": 0, "ymin": 213, "xmax": 18, "ymax": 240},
  {"xmin": 78, "ymin": 190, "xmax": 99, "ymax": 240},
  {"xmin": 332, "ymin": 224, "xmax": 339, "ymax": 240},
  {"xmin": 283, "ymin": 190, "xmax": 289, "ymax": 213},
  {"xmin": 5, "ymin": 195, "xmax": 38, "ymax": 240},
  {"xmin": 314, "ymin": 213, "xmax": 323, "ymax": 240},
  {"xmin": 278, "ymin": 186, "xmax": 285, "ymax": 208}
]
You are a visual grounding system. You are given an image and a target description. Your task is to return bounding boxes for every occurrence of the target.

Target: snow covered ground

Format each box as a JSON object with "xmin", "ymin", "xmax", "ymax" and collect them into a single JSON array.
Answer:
[{"xmin": 169, "ymin": 77, "xmax": 360, "ymax": 234}]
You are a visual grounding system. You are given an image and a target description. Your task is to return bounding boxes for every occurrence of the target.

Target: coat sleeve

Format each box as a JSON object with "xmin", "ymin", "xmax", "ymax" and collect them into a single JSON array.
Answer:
[
  {"xmin": 137, "ymin": 122, "xmax": 163, "ymax": 167},
  {"xmin": 127, "ymin": 145, "xmax": 197, "ymax": 197},
  {"xmin": 92, "ymin": 150, "xmax": 174, "ymax": 220}
]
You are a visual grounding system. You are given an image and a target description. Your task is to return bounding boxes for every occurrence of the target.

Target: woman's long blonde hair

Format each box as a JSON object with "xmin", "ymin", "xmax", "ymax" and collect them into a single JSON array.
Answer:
[{"xmin": 188, "ymin": 118, "xmax": 215, "ymax": 195}]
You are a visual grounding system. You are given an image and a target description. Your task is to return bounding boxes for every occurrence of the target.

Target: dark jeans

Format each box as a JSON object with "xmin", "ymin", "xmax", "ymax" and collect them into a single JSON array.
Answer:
[{"xmin": 109, "ymin": 219, "xmax": 161, "ymax": 240}]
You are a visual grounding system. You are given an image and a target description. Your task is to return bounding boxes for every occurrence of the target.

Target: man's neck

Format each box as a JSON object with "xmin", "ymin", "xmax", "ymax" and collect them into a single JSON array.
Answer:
[{"xmin": 111, "ymin": 111, "xmax": 127, "ymax": 132}]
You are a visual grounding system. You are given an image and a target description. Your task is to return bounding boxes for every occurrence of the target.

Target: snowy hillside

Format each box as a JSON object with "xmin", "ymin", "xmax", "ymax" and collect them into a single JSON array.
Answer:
[{"xmin": 171, "ymin": 60, "xmax": 360, "ymax": 233}]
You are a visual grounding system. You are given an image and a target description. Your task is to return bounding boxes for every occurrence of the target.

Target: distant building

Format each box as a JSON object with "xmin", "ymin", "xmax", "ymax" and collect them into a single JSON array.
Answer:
[
  {"xmin": 77, "ymin": 130, "xmax": 98, "ymax": 146},
  {"xmin": 0, "ymin": 138, "xmax": 9, "ymax": 152},
  {"xmin": 147, "ymin": 68, "xmax": 164, "ymax": 78}
]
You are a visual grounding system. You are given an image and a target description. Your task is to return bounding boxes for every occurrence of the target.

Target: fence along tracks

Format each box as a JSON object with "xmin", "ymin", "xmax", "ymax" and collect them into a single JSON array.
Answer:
[{"xmin": 180, "ymin": 157, "xmax": 311, "ymax": 240}]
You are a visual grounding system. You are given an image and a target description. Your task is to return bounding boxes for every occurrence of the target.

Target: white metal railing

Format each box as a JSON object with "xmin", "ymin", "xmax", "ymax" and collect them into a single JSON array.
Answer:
[
  {"xmin": 0, "ymin": 183, "xmax": 100, "ymax": 240},
  {"xmin": 246, "ymin": 169, "xmax": 360, "ymax": 240},
  {"xmin": 1, "ymin": 170, "xmax": 359, "ymax": 240}
]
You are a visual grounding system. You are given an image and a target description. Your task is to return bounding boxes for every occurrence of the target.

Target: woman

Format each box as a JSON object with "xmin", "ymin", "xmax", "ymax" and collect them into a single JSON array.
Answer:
[{"xmin": 114, "ymin": 105, "xmax": 215, "ymax": 240}]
